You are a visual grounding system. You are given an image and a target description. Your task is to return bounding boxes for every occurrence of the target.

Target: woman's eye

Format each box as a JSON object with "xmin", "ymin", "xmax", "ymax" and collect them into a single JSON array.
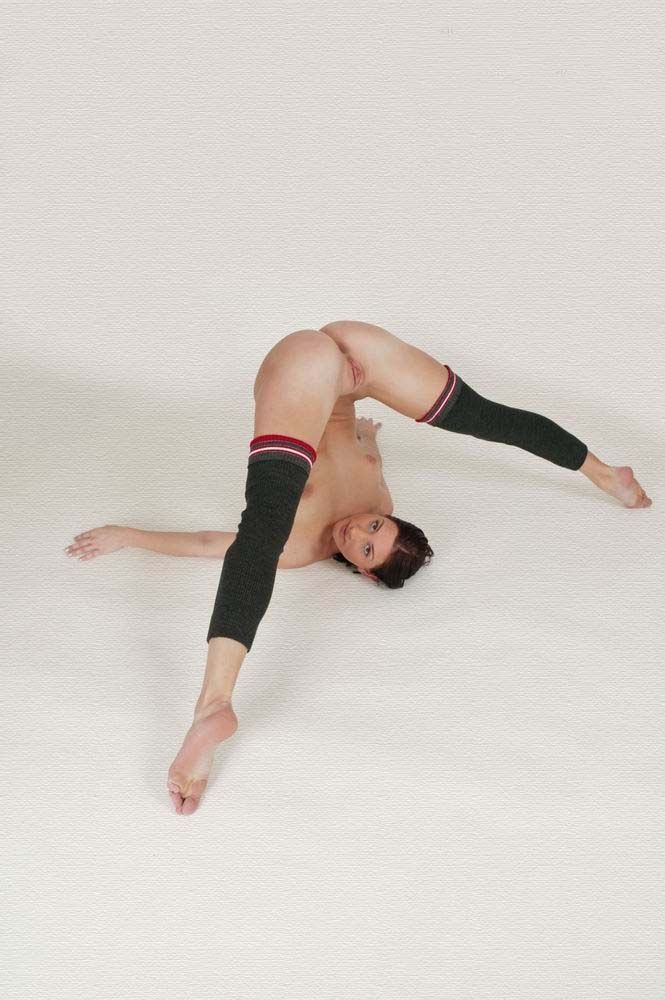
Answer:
[{"xmin": 364, "ymin": 521, "xmax": 379, "ymax": 556}]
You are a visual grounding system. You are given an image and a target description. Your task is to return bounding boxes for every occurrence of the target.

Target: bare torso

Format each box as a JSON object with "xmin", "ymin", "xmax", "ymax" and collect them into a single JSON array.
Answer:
[
  {"xmin": 280, "ymin": 399, "xmax": 394, "ymax": 567},
  {"xmin": 254, "ymin": 334, "xmax": 394, "ymax": 569}
]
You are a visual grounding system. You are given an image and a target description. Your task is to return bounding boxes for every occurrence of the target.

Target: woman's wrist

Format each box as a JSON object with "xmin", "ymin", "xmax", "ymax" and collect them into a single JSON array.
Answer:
[{"xmin": 121, "ymin": 527, "xmax": 138, "ymax": 548}]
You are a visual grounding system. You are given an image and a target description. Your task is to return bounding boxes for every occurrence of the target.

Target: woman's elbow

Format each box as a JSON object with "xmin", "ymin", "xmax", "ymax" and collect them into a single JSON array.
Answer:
[{"xmin": 200, "ymin": 531, "xmax": 237, "ymax": 558}]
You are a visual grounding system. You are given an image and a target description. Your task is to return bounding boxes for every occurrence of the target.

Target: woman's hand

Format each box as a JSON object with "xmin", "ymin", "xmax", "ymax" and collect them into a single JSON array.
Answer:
[
  {"xmin": 64, "ymin": 524, "xmax": 128, "ymax": 562},
  {"xmin": 355, "ymin": 416, "xmax": 382, "ymax": 439}
]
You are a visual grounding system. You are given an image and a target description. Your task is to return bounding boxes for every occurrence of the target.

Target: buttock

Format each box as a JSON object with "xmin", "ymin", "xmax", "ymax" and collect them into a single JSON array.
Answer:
[{"xmin": 252, "ymin": 329, "xmax": 346, "ymax": 403}]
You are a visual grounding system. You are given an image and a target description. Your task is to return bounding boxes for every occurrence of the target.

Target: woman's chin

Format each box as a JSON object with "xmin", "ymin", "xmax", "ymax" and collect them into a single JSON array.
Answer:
[{"xmin": 334, "ymin": 521, "xmax": 348, "ymax": 556}]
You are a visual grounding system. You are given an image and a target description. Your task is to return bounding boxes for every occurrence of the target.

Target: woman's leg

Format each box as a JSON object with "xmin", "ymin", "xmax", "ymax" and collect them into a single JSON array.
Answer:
[
  {"xmin": 320, "ymin": 320, "xmax": 653, "ymax": 509},
  {"xmin": 415, "ymin": 365, "xmax": 589, "ymax": 469},
  {"xmin": 167, "ymin": 330, "xmax": 346, "ymax": 815},
  {"xmin": 416, "ymin": 364, "xmax": 652, "ymax": 507}
]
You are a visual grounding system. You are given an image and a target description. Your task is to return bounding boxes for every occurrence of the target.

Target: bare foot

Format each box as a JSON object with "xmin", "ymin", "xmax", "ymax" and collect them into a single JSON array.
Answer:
[
  {"xmin": 599, "ymin": 466, "xmax": 653, "ymax": 508},
  {"xmin": 167, "ymin": 701, "xmax": 238, "ymax": 815}
]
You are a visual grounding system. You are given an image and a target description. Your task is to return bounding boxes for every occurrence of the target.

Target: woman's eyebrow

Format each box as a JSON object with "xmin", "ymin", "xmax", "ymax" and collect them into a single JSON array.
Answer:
[{"xmin": 370, "ymin": 519, "xmax": 384, "ymax": 560}]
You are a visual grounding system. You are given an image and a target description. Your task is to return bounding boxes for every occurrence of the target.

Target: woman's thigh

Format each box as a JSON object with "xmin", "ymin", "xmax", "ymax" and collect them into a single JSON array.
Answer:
[
  {"xmin": 251, "ymin": 329, "xmax": 346, "ymax": 453},
  {"xmin": 320, "ymin": 320, "xmax": 451, "ymax": 420}
]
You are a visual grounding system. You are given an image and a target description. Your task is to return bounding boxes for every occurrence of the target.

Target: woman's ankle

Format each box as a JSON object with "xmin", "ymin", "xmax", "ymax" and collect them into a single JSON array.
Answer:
[
  {"xmin": 193, "ymin": 695, "xmax": 234, "ymax": 723},
  {"xmin": 578, "ymin": 450, "xmax": 612, "ymax": 484}
]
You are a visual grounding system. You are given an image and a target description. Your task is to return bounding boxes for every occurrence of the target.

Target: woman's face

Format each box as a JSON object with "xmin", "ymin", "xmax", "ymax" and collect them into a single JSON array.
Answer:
[{"xmin": 333, "ymin": 512, "xmax": 399, "ymax": 581}]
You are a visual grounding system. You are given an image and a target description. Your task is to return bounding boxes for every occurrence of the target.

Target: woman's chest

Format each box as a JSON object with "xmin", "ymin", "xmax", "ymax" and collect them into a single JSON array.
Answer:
[{"xmin": 280, "ymin": 424, "xmax": 393, "ymax": 568}]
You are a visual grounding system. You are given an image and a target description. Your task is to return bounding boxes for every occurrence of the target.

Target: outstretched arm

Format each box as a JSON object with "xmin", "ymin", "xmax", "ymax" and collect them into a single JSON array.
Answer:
[
  {"xmin": 126, "ymin": 528, "xmax": 238, "ymax": 559},
  {"xmin": 64, "ymin": 524, "xmax": 212, "ymax": 561},
  {"xmin": 200, "ymin": 531, "xmax": 237, "ymax": 559}
]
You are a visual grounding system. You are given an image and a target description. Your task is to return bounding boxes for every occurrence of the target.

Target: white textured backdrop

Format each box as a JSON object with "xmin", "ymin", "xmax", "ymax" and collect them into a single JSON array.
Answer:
[{"xmin": 2, "ymin": 2, "xmax": 664, "ymax": 998}]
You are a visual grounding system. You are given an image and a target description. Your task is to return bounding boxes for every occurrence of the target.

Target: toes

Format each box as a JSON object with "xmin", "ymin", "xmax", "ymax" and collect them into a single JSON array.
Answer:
[
  {"xmin": 169, "ymin": 790, "xmax": 183, "ymax": 813},
  {"xmin": 168, "ymin": 777, "xmax": 206, "ymax": 814},
  {"xmin": 626, "ymin": 492, "xmax": 651, "ymax": 509},
  {"xmin": 168, "ymin": 780, "xmax": 184, "ymax": 813}
]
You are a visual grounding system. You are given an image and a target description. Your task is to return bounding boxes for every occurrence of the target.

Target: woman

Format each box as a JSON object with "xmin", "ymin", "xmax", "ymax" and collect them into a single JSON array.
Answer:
[{"xmin": 64, "ymin": 320, "xmax": 652, "ymax": 815}]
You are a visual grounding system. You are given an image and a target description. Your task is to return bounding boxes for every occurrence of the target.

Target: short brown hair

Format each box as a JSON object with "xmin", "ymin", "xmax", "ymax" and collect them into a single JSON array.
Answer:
[{"xmin": 331, "ymin": 514, "xmax": 434, "ymax": 589}]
